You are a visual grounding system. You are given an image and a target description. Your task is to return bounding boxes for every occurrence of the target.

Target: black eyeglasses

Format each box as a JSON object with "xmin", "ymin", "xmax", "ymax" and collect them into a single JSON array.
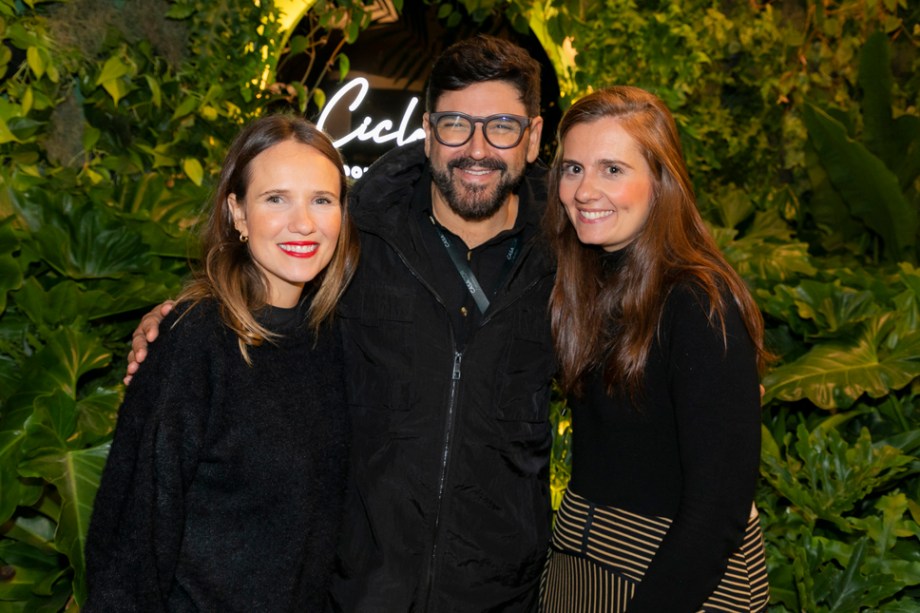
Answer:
[{"xmin": 428, "ymin": 112, "xmax": 532, "ymax": 149}]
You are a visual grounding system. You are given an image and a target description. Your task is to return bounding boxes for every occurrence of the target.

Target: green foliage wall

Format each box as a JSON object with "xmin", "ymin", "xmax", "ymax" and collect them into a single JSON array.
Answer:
[
  {"xmin": 0, "ymin": 0, "xmax": 287, "ymax": 608},
  {"xmin": 0, "ymin": 0, "xmax": 378, "ymax": 608},
  {"xmin": 503, "ymin": 1, "xmax": 920, "ymax": 610},
  {"xmin": 1, "ymin": 0, "xmax": 919, "ymax": 611}
]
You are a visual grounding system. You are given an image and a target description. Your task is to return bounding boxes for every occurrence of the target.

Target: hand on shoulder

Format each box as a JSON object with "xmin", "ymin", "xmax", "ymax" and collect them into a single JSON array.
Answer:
[{"xmin": 124, "ymin": 300, "xmax": 176, "ymax": 385}]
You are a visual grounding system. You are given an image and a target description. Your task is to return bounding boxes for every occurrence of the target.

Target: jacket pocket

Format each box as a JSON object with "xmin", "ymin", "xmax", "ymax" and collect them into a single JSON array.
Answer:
[
  {"xmin": 339, "ymin": 283, "xmax": 416, "ymax": 424},
  {"xmin": 339, "ymin": 281, "xmax": 415, "ymax": 323},
  {"xmin": 495, "ymin": 306, "xmax": 555, "ymax": 424}
]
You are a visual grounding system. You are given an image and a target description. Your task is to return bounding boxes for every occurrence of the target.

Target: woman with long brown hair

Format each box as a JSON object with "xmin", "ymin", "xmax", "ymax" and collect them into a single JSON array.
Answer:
[
  {"xmin": 540, "ymin": 87, "xmax": 770, "ymax": 612},
  {"xmin": 84, "ymin": 114, "xmax": 359, "ymax": 611}
]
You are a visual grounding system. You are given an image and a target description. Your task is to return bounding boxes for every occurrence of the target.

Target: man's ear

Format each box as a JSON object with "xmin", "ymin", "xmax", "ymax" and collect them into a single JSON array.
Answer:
[
  {"xmin": 525, "ymin": 116, "xmax": 544, "ymax": 164},
  {"xmin": 423, "ymin": 112, "xmax": 432, "ymax": 159}
]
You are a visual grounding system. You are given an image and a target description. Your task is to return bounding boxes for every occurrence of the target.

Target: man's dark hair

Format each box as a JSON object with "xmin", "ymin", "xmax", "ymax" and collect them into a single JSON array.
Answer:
[{"xmin": 426, "ymin": 34, "xmax": 541, "ymax": 116}]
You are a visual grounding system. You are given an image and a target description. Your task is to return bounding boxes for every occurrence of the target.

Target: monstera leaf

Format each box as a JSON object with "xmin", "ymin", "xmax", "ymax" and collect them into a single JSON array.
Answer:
[{"xmin": 763, "ymin": 313, "xmax": 920, "ymax": 409}]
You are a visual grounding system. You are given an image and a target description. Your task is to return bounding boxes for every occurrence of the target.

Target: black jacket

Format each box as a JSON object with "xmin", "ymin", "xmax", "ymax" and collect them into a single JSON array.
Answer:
[{"xmin": 331, "ymin": 141, "xmax": 556, "ymax": 612}]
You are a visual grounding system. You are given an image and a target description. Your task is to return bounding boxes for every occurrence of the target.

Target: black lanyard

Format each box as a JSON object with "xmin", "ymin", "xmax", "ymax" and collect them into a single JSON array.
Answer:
[{"xmin": 429, "ymin": 215, "xmax": 521, "ymax": 314}]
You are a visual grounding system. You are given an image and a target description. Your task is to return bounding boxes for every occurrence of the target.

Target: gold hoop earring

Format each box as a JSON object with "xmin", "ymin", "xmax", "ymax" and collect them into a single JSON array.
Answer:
[{"xmin": 239, "ymin": 233, "xmax": 248, "ymax": 243}]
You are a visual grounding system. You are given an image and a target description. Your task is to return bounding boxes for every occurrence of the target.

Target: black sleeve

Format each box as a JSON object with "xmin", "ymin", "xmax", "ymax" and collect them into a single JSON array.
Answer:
[
  {"xmin": 83, "ymin": 306, "xmax": 217, "ymax": 611},
  {"xmin": 627, "ymin": 286, "xmax": 762, "ymax": 612}
]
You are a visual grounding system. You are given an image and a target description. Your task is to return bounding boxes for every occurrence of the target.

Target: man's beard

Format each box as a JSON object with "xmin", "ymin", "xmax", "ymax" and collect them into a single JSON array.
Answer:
[{"xmin": 430, "ymin": 157, "xmax": 525, "ymax": 221}]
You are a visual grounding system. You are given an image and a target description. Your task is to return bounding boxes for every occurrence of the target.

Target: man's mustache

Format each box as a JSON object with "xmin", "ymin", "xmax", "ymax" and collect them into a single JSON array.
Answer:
[{"xmin": 448, "ymin": 157, "xmax": 507, "ymax": 172}]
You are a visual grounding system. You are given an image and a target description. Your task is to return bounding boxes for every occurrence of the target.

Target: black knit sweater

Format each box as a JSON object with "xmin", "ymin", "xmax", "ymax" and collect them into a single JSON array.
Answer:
[
  {"xmin": 84, "ymin": 298, "xmax": 349, "ymax": 612},
  {"xmin": 569, "ymin": 272, "xmax": 762, "ymax": 612}
]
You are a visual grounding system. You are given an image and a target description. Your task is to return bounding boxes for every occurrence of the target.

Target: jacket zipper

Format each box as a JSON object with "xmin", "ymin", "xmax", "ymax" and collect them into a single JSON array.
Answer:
[
  {"xmin": 363, "ymin": 229, "xmax": 551, "ymax": 609},
  {"xmin": 422, "ymin": 350, "xmax": 463, "ymax": 609},
  {"xmin": 364, "ymin": 233, "xmax": 460, "ymax": 609},
  {"xmin": 420, "ymin": 269, "xmax": 551, "ymax": 610}
]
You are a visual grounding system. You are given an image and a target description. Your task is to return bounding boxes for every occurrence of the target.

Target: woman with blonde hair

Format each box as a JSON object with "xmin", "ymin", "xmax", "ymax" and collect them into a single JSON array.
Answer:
[
  {"xmin": 541, "ymin": 87, "xmax": 770, "ymax": 612},
  {"xmin": 84, "ymin": 114, "xmax": 359, "ymax": 611}
]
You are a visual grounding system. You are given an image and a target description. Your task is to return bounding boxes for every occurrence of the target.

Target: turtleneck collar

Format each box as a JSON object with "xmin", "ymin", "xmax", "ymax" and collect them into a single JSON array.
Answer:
[
  {"xmin": 599, "ymin": 247, "xmax": 627, "ymax": 273},
  {"xmin": 259, "ymin": 295, "xmax": 310, "ymax": 334}
]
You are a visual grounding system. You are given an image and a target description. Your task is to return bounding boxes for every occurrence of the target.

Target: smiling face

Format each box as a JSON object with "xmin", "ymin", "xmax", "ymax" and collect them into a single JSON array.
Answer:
[
  {"xmin": 228, "ymin": 139, "xmax": 343, "ymax": 307},
  {"xmin": 424, "ymin": 80, "xmax": 543, "ymax": 221},
  {"xmin": 558, "ymin": 117, "xmax": 655, "ymax": 252}
]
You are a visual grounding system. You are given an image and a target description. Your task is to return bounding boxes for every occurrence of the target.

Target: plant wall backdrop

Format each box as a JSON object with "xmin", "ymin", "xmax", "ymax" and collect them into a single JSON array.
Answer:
[{"xmin": 0, "ymin": 0, "xmax": 918, "ymax": 611}]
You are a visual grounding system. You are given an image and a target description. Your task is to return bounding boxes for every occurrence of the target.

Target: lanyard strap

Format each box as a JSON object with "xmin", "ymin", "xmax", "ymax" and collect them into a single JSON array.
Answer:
[{"xmin": 429, "ymin": 215, "xmax": 520, "ymax": 314}]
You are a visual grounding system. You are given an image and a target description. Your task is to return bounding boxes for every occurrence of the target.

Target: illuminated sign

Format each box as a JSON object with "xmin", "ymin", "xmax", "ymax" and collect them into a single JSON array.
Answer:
[
  {"xmin": 317, "ymin": 77, "xmax": 426, "ymax": 150},
  {"xmin": 317, "ymin": 77, "xmax": 427, "ymax": 180}
]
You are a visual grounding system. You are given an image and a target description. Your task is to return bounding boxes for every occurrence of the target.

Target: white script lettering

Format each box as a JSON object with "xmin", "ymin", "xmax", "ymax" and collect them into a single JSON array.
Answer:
[{"xmin": 317, "ymin": 77, "xmax": 426, "ymax": 149}]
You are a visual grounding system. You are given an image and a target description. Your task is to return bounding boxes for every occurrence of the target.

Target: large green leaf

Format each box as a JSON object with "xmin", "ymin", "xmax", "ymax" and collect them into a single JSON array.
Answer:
[
  {"xmin": 803, "ymin": 103, "xmax": 917, "ymax": 262},
  {"xmin": 880, "ymin": 600, "xmax": 920, "ymax": 613},
  {"xmin": 90, "ymin": 272, "xmax": 187, "ymax": 317},
  {"xmin": 131, "ymin": 217, "xmax": 198, "ymax": 259},
  {"xmin": 74, "ymin": 387, "xmax": 121, "ymax": 447},
  {"xmin": 815, "ymin": 536, "xmax": 915, "ymax": 611},
  {"xmin": 37, "ymin": 209, "xmax": 151, "ymax": 279},
  {"xmin": 15, "ymin": 194, "xmax": 151, "ymax": 280},
  {"xmin": 803, "ymin": 146, "xmax": 870, "ymax": 254},
  {"xmin": 0, "ymin": 353, "xmax": 17, "ymax": 402},
  {"xmin": 761, "ymin": 424, "xmax": 913, "ymax": 526},
  {"xmin": 890, "ymin": 291, "xmax": 920, "ymax": 339},
  {"xmin": 3, "ymin": 513, "xmax": 57, "ymax": 554},
  {"xmin": 891, "ymin": 114, "xmax": 920, "ymax": 191},
  {"xmin": 857, "ymin": 32, "xmax": 920, "ymax": 192},
  {"xmin": 770, "ymin": 279, "xmax": 879, "ymax": 339},
  {"xmin": 722, "ymin": 209, "xmax": 818, "ymax": 287},
  {"xmin": 0, "ymin": 539, "xmax": 70, "ymax": 605},
  {"xmin": 858, "ymin": 32, "xmax": 896, "ymax": 167},
  {"xmin": 0, "ymin": 429, "xmax": 34, "ymax": 525},
  {"xmin": 725, "ymin": 237, "xmax": 817, "ymax": 287},
  {"xmin": 757, "ymin": 287, "xmax": 827, "ymax": 343},
  {"xmin": 13, "ymin": 272, "xmax": 186, "ymax": 326},
  {"xmin": 13, "ymin": 279, "xmax": 115, "ymax": 327},
  {"xmin": 6, "ymin": 326, "xmax": 111, "ymax": 408},
  {"xmin": 764, "ymin": 314, "xmax": 920, "ymax": 409},
  {"xmin": 19, "ymin": 394, "xmax": 111, "ymax": 605},
  {"xmin": 0, "ymin": 366, "xmax": 45, "ymax": 526}
]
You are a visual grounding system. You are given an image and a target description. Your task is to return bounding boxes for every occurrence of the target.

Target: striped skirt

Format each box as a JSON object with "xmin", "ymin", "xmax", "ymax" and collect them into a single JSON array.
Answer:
[{"xmin": 540, "ymin": 490, "xmax": 769, "ymax": 613}]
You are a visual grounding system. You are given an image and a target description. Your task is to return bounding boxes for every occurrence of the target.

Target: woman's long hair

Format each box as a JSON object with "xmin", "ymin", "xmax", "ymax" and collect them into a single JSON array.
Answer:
[
  {"xmin": 544, "ymin": 86, "xmax": 769, "ymax": 397},
  {"xmin": 177, "ymin": 114, "xmax": 359, "ymax": 362}
]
